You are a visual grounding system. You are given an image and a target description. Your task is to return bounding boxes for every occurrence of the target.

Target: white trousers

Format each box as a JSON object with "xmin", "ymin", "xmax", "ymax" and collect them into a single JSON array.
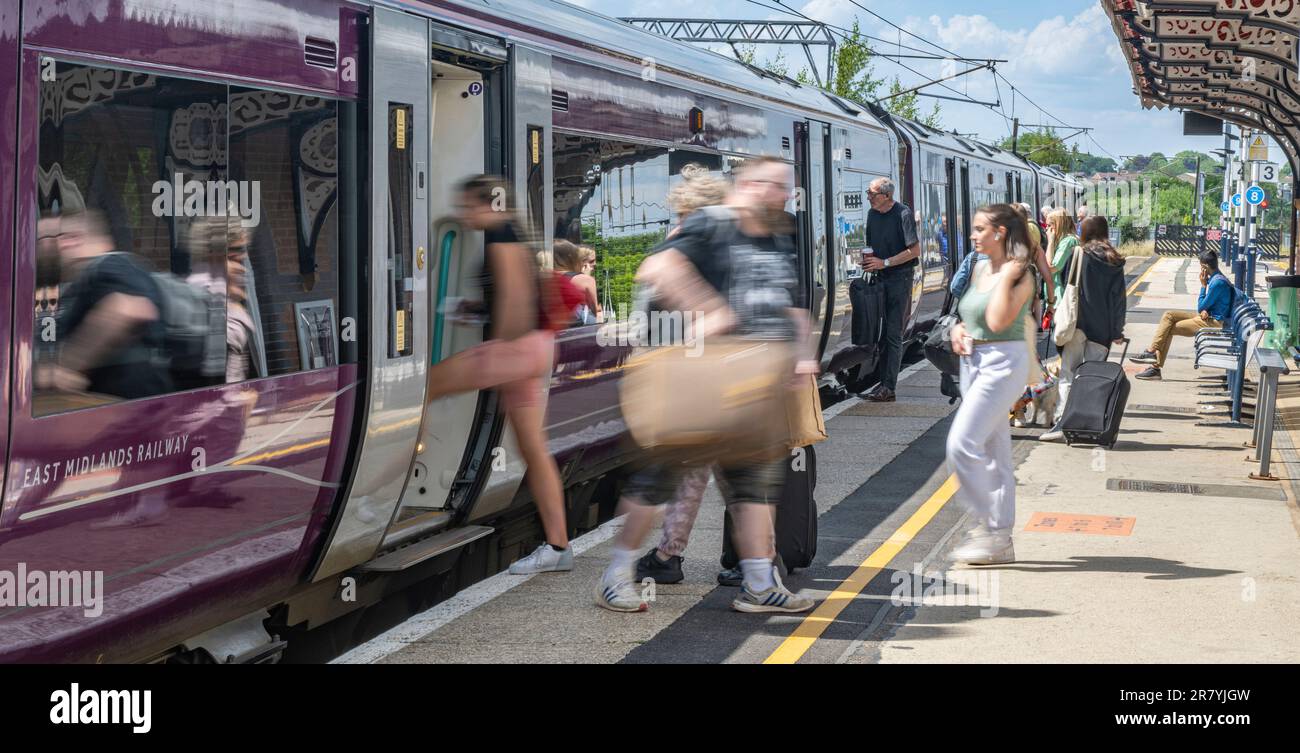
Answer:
[
  {"xmin": 947, "ymin": 340, "xmax": 1030, "ymax": 532},
  {"xmin": 1055, "ymin": 330, "xmax": 1111, "ymax": 422}
]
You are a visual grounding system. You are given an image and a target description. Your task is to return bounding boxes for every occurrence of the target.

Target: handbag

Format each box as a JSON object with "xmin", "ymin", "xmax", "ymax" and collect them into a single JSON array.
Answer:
[
  {"xmin": 1053, "ymin": 246, "xmax": 1084, "ymax": 346},
  {"xmin": 620, "ymin": 338, "xmax": 796, "ymax": 463},
  {"xmin": 923, "ymin": 313, "xmax": 962, "ymax": 377},
  {"xmin": 786, "ymin": 373, "xmax": 827, "ymax": 448}
]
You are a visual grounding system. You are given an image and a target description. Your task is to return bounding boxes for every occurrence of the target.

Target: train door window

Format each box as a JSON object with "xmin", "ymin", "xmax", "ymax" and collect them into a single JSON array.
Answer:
[
  {"xmin": 919, "ymin": 181, "xmax": 947, "ymax": 295},
  {"xmin": 386, "ymin": 103, "xmax": 414, "ymax": 357},
  {"xmin": 552, "ymin": 132, "xmax": 671, "ymax": 320},
  {"xmin": 526, "ymin": 125, "xmax": 546, "ymax": 242}
]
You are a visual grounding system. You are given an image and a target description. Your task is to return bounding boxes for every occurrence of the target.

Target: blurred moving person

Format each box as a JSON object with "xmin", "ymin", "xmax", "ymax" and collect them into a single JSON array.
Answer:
[
  {"xmin": 946, "ymin": 204, "xmax": 1035, "ymax": 565},
  {"xmin": 627, "ymin": 163, "xmax": 746, "ymax": 587},
  {"xmin": 597, "ymin": 156, "xmax": 817, "ymax": 614},
  {"xmin": 35, "ymin": 210, "xmax": 171, "ymax": 400},
  {"xmin": 1131, "ymin": 249, "xmax": 1232, "ymax": 380},
  {"xmin": 1041, "ymin": 217, "xmax": 1126, "ymax": 441},
  {"xmin": 425, "ymin": 175, "xmax": 572, "ymax": 573}
]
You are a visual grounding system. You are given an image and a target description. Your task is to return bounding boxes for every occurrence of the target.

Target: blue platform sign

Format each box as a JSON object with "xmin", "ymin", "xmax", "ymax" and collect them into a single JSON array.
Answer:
[
  {"xmin": 1246, "ymin": 185, "xmax": 1266, "ymax": 206},
  {"xmin": 1232, "ymin": 193, "xmax": 1243, "ymax": 208}
]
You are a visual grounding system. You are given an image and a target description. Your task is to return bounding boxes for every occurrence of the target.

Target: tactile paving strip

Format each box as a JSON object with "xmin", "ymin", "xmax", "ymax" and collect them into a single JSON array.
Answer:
[{"xmin": 1107, "ymin": 478, "xmax": 1285, "ymax": 501}]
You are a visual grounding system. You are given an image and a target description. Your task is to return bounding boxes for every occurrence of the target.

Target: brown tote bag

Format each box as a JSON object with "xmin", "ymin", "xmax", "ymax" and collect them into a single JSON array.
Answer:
[{"xmin": 620, "ymin": 338, "xmax": 796, "ymax": 463}]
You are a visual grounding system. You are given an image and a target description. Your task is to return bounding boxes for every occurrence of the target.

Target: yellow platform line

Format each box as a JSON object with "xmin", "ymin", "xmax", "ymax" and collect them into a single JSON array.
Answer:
[
  {"xmin": 1125, "ymin": 256, "xmax": 1161, "ymax": 298},
  {"xmin": 764, "ymin": 474, "xmax": 959, "ymax": 664}
]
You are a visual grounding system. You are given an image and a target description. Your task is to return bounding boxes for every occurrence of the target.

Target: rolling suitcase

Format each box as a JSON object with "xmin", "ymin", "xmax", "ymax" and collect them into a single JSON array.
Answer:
[
  {"xmin": 849, "ymin": 275, "xmax": 886, "ymax": 371},
  {"xmin": 720, "ymin": 445, "xmax": 818, "ymax": 573},
  {"xmin": 1059, "ymin": 339, "xmax": 1131, "ymax": 448}
]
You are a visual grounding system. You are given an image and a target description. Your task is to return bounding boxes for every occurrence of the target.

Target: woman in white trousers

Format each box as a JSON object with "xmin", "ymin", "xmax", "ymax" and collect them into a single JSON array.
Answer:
[{"xmin": 947, "ymin": 204, "xmax": 1036, "ymax": 565}]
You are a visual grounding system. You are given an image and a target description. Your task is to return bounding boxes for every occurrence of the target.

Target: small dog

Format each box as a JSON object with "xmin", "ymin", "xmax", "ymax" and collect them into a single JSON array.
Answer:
[{"xmin": 1011, "ymin": 377, "xmax": 1059, "ymax": 428}]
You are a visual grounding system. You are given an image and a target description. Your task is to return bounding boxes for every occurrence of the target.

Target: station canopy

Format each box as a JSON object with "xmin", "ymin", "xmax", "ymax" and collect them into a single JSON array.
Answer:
[{"xmin": 1102, "ymin": 0, "xmax": 1300, "ymax": 173}]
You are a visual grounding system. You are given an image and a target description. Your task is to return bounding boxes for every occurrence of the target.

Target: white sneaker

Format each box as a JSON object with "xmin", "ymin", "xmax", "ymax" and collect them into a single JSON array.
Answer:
[
  {"xmin": 731, "ymin": 566, "xmax": 816, "ymax": 613},
  {"xmin": 1039, "ymin": 426, "xmax": 1064, "ymax": 442},
  {"xmin": 508, "ymin": 543, "xmax": 574, "ymax": 575},
  {"xmin": 595, "ymin": 572, "xmax": 648, "ymax": 612},
  {"xmin": 949, "ymin": 529, "xmax": 1015, "ymax": 565}
]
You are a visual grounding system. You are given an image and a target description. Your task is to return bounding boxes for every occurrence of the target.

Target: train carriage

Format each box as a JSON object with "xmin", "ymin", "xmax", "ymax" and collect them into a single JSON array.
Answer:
[
  {"xmin": 0, "ymin": 0, "xmax": 1092, "ymax": 662},
  {"xmin": 0, "ymin": 0, "xmax": 907, "ymax": 662}
]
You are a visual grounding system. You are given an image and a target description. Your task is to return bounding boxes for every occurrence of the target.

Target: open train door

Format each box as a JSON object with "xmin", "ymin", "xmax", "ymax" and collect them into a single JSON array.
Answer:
[
  {"xmin": 0, "ymin": 0, "xmax": 16, "ymax": 504},
  {"xmin": 311, "ymin": 6, "xmax": 434, "ymax": 580}
]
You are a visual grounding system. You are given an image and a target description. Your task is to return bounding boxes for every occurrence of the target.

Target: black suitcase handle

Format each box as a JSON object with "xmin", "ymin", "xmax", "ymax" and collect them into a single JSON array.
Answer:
[{"xmin": 1089, "ymin": 337, "xmax": 1130, "ymax": 365}]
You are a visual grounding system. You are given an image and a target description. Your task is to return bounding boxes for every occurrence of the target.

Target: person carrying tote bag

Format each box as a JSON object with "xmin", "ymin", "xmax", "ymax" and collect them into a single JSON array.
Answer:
[
  {"xmin": 599, "ymin": 156, "xmax": 818, "ymax": 616},
  {"xmin": 1053, "ymin": 244, "xmax": 1083, "ymax": 347}
]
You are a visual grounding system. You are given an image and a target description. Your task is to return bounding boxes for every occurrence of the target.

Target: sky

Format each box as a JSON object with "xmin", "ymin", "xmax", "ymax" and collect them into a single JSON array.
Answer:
[{"xmin": 567, "ymin": 0, "xmax": 1271, "ymax": 167}]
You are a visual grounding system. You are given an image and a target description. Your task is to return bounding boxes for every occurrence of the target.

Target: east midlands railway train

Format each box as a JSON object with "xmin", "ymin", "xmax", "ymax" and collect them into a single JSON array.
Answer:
[{"xmin": 0, "ymin": 0, "xmax": 1087, "ymax": 662}]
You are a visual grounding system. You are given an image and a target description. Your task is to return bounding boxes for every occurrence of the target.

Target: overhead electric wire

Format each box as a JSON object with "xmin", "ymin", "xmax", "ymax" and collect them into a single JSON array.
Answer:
[
  {"xmin": 738, "ymin": 0, "xmax": 1099, "ymax": 153},
  {"xmin": 746, "ymin": 0, "xmax": 993, "ymax": 110}
]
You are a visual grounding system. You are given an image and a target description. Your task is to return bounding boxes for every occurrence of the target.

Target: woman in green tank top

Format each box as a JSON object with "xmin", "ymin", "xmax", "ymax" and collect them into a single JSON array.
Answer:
[{"xmin": 945, "ymin": 204, "xmax": 1036, "ymax": 566}]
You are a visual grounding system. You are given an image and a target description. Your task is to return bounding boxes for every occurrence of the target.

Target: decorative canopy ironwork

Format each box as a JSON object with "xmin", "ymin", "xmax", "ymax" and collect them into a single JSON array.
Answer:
[{"xmin": 1101, "ymin": 0, "xmax": 1300, "ymax": 172}]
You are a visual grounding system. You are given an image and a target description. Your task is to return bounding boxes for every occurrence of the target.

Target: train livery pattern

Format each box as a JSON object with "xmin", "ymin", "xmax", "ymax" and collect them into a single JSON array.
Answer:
[{"xmin": 0, "ymin": 0, "xmax": 1086, "ymax": 662}]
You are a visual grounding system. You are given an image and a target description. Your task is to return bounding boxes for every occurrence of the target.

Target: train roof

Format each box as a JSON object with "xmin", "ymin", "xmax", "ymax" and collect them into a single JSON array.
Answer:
[
  {"xmin": 407, "ymin": 0, "xmax": 893, "ymax": 135},
  {"xmin": 881, "ymin": 112, "xmax": 1033, "ymax": 172}
]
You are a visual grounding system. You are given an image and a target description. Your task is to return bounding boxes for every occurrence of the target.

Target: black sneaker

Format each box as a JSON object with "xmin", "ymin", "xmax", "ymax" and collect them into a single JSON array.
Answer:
[
  {"xmin": 1135, "ymin": 366, "xmax": 1162, "ymax": 380},
  {"xmin": 716, "ymin": 554, "xmax": 787, "ymax": 587},
  {"xmin": 1129, "ymin": 349, "xmax": 1158, "ymax": 365},
  {"xmin": 635, "ymin": 549, "xmax": 684, "ymax": 584},
  {"xmin": 716, "ymin": 565, "xmax": 744, "ymax": 587}
]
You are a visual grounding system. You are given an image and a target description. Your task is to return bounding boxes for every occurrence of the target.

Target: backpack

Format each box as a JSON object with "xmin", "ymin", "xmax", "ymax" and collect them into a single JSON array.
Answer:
[
  {"xmin": 149, "ymin": 270, "xmax": 226, "ymax": 377},
  {"xmin": 537, "ymin": 269, "xmax": 585, "ymax": 331},
  {"xmin": 81, "ymin": 253, "xmax": 226, "ymax": 377}
]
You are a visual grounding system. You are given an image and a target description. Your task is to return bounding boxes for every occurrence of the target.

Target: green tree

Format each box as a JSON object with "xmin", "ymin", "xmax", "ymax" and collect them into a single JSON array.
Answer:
[
  {"xmin": 738, "ymin": 18, "xmax": 942, "ymax": 128},
  {"xmin": 997, "ymin": 128, "xmax": 1070, "ymax": 170},
  {"xmin": 881, "ymin": 75, "xmax": 942, "ymax": 127}
]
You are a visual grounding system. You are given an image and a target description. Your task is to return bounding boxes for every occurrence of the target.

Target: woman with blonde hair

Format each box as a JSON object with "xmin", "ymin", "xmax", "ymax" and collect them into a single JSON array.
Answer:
[
  {"xmin": 1045, "ymin": 208, "xmax": 1078, "ymax": 304},
  {"xmin": 552, "ymin": 239, "xmax": 601, "ymax": 325},
  {"xmin": 946, "ymin": 204, "xmax": 1036, "ymax": 564}
]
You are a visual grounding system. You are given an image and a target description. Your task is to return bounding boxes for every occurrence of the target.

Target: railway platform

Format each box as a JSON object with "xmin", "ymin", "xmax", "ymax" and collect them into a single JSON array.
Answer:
[{"xmin": 336, "ymin": 256, "xmax": 1300, "ymax": 664}]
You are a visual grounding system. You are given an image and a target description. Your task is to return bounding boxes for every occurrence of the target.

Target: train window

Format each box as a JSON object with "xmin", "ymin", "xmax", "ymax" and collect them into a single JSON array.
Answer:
[
  {"xmin": 34, "ymin": 63, "xmax": 229, "ymax": 415},
  {"xmin": 552, "ymin": 132, "xmax": 673, "ymax": 320},
  {"xmin": 31, "ymin": 61, "xmax": 343, "ymax": 416},
  {"xmin": 227, "ymin": 87, "xmax": 341, "ymax": 377}
]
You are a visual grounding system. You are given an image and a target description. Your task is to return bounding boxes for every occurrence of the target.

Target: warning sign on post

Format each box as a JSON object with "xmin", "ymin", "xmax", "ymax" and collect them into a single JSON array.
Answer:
[{"xmin": 1248, "ymin": 134, "xmax": 1269, "ymax": 162}]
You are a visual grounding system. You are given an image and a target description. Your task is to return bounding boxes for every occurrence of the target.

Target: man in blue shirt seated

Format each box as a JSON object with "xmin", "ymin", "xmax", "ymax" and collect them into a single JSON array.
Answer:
[{"xmin": 1131, "ymin": 250, "xmax": 1235, "ymax": 380}]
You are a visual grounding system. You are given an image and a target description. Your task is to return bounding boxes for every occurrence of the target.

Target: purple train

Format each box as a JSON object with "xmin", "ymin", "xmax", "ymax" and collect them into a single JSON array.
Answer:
[{"xmin": 0, "ymin": 0, "xmax": 1085, "ymax": 662}]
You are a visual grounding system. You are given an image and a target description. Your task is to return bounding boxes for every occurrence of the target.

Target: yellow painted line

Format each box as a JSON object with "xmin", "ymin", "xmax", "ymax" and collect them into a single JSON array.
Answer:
[
  {"xmin": 763, "ymin": 474, "xmax": 959, "ymax": 664},
  {"xmin": 1125, "ymin": 256, "xmax": 1161, "ymax": 298}
]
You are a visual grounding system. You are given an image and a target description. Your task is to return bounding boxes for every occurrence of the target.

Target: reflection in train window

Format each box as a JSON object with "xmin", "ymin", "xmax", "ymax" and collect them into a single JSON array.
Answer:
[
  {"xmin": 919, "ymin": 181, "xmax": 948, "ymax": 295},
  {"xmin": 32, "ymin": 61, "xmax": 342, "ymax": 416},
  {"xmin": 228, "ymin": 87, "xmax": 340, "ymax": 377},
  {"xmin": 552, "ymin": 132, "xmax": 673, "ymax": 319}
]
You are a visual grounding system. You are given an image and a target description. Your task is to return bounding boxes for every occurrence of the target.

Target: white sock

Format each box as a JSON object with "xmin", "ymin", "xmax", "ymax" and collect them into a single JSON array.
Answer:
[
  {"xmin": 740, "ymin": 558, "xmax": 777, "ymax": 591},
  {"xmin": 604, "ymin": 546, "xmax": 639, "ymax": 584}
]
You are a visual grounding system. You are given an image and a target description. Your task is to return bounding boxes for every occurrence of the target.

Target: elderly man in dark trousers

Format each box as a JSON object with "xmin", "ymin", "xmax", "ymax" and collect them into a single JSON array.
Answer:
[{"xmin": 860, "ymin": 177, "xmax": 921, "ymax": 402}]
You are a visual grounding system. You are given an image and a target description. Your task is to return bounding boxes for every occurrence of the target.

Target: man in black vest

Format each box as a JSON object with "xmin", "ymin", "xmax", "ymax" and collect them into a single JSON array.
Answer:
[{"xmin": 861, "ymin": 177, "xmax": 920, "ymax": 402}]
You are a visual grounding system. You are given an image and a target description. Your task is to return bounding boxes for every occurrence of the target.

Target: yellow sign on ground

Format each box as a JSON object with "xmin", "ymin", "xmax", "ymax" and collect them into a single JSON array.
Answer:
[{"xmin": 1025, "ymin": 512, "xmax": 1135, "ymax": 536}]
